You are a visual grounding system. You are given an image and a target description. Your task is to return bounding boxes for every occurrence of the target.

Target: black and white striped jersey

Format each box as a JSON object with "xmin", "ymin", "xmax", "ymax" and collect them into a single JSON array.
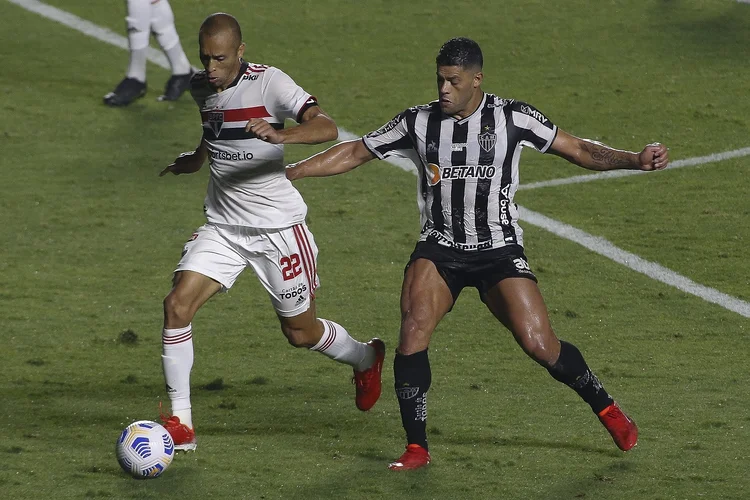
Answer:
[{"xmin": 362, "ymin": 93, "xmax": 557, "ymax": 251}]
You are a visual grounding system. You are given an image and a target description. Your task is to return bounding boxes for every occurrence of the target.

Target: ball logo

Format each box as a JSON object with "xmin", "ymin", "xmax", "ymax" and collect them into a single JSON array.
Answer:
[
  {"xmin": 162, "ymin": 434, "xmax": 174, "ymax": 456},
  {"xmin": 131, "ymin": 436, "xmax": 153, "ymax": 459}
]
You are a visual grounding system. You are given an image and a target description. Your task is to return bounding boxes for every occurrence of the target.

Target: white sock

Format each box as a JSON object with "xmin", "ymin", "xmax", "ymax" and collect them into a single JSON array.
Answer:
[
  {"xmin": 161, "ymin": 324, "xmax": 194, "ymax": 428},
  {"xmin": 310, "ymin": 319, "xmax": 375, "ymax": 371},
  {"xmin": 125, "ymin": 0, "xmax": 150, "ymax": 82},
  {"xmin": 150, "ymin": 0, "xmax": 191, "ymax": 75},
  {"xmin": 126, "ymin": 48, "xmax": 148, "ymax": 82}
]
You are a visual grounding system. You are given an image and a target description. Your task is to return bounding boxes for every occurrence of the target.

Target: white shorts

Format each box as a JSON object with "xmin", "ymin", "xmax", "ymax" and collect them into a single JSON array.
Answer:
[{"xmin": 175, "ymin": 223, "xmax": 320, "ymax": 317}]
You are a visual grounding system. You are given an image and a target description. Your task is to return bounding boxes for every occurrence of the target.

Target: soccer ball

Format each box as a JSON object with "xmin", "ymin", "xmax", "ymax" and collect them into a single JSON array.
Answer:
[{"xmin": 116, "ymin": 420, "xmax": 174, "ymax": 478}]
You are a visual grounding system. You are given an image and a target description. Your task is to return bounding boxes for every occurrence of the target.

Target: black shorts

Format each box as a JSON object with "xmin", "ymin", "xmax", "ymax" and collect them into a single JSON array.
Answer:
[{"xmin": 405, "ymin": 241, "xmax": 537, "ymax": 304}]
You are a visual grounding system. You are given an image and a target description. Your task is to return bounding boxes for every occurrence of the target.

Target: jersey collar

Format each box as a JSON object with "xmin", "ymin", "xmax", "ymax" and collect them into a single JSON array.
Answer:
[
  {"xmin": 452, "ymin": 92, "xmax": 487, "ymax": 125},
  {"xmin": 226, "ymin": 61, "xmax": 249, "ymax": 90}
]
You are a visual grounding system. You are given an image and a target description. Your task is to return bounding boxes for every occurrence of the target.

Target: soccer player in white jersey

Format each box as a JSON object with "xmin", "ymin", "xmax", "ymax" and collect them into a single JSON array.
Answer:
[
  {"xmin": 286, "ymin": 37, "xmax": 670, "ymax": 470},
  {"xmin": 157, "ymin": 13, "xmax": 385, "ymax": 451},
  {"xmin": 104, "ymin": 0, "xmax": 193, "ymax": 106}
]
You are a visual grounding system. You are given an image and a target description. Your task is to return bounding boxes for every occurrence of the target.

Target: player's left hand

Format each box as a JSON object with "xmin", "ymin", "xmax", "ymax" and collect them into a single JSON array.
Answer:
[
  {"xmin": 638, "ymin": 142, "xmax": 669, "ymax": 171},
  {"xmin": 246, "ymin": 119, "xmax": 284, "ymax": 144}
]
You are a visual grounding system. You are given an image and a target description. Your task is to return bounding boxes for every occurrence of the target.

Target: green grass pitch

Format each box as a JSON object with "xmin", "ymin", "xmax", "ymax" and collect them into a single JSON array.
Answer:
[{"xmin": 1, "ymin": 0, "xmax": 748, "ymax": 498}]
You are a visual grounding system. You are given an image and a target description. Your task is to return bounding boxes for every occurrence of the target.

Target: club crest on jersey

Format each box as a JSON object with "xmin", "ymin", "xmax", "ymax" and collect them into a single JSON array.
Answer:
[
  {"xmin": 478, "ymin": 128, "xmax": 497, "ymax": 152},
  {"xmin": 207, "ymin": 111, "xmax": 224, "ymax": 136}
]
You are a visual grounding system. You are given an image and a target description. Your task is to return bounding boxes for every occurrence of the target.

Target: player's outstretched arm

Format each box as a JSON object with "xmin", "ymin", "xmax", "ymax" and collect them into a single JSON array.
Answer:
[
  {"xmin": 247, "ymin": 106, "xmax": 338, "ymax": 145},
  {"xmin": 549, "ymin": 129, "xmax": 669, "ymax": 172},
  {"xmin": 286, "ymin": 139, "xmax": 375, "ymax": 181},
  {"xmin": 159, "ymin": 140, "xmax": 208, "ymax": 176}
]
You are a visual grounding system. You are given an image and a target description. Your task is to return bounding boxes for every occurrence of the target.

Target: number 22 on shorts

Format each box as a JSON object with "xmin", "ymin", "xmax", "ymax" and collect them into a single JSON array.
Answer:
[{"xmin": 280, "ymin": 254, "xmax": 302, "ymax": 280}]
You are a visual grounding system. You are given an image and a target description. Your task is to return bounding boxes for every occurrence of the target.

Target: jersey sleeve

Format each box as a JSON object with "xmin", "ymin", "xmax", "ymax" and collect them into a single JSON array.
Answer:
[
  {"xmin": 361, "ymin": 111, "xmax": 413, "ymax": 160},
  {"xmin": 510, "ymin": 101, "xmax": 558, "ymax": 153},
  {"xmin": 262, "ymin": 67, "xmax": 318, "ymax": 123}
]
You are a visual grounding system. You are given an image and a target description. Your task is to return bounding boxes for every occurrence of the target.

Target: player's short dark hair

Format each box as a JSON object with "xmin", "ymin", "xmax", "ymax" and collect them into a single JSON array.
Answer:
[
  {"xmin": 436, "ymin": 37, "xmax": 483, "ymax": 70},
  {"xmin": 199, "ymin": 13, "xmax": 243, "ymax": 48}
]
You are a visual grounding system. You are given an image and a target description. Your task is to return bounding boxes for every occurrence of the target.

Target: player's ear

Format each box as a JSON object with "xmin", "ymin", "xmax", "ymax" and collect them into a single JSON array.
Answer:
[
  {"xmin": 237, "ymin": 42, "xmax": 246, "ymax": 60},
  {"xmin": 473, "ymin": 71, "xmax": 483, "ymax": 88}
]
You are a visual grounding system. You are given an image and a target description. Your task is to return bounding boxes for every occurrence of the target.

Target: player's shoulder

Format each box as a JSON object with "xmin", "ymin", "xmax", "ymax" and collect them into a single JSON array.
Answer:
[
  {"xmin": 484, "ymin": 93, "xmax": 514, "ymax": 109},
  {"xmin": 506, "ymin": 98, "xmax": 552, "ymax": 124},
  {"xmin": 244, "ymin": 62, "xmax": 275, "ymax": 78}
]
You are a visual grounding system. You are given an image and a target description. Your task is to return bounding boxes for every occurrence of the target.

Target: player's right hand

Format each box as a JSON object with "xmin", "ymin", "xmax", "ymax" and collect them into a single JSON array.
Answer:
[{"xmin": 159, "ymin": 151, "xmax": 204, "ymax": 176}]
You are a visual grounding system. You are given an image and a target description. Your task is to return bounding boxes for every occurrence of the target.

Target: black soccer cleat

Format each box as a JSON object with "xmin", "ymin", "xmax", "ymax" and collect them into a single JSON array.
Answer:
[
  {"xmin": 103, "ymin": 77, "xmax": 147, "ymax": 106},
  {"xmin": 157, "ymin": 72, "xmax": 193, "ymax": 102}
]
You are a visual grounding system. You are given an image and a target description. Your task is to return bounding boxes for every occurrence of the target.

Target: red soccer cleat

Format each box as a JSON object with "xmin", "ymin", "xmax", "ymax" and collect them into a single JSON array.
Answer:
[
  {"xmin": 388, "ymin": 444, "xmax": 431, "ymax": 470},
  {"xmin": 160, "ymin": 405, "xmax": 197, "ymax": 451},
  {"xmin": 598, "ymin": 402, "xmax": 638, "ymax": 451},
  {"xmin": 353, "ymin": 338, "xmax": 385, "ymax": 411}
]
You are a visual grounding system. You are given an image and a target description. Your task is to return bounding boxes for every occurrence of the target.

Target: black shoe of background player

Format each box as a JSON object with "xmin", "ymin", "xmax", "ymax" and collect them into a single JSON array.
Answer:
[
  {"xmin": 103, "ymin": 77, "xmax": 147, "ymax": 107},
  {"xmin": 158, "ymin": 72, "xmax": 193, "ymax": 102}
]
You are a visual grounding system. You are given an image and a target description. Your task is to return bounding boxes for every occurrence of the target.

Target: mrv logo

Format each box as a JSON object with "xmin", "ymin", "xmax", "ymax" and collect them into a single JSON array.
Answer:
[{"xmin": 519, "ymin": 104, "xmax": 548, "ymax": 124}]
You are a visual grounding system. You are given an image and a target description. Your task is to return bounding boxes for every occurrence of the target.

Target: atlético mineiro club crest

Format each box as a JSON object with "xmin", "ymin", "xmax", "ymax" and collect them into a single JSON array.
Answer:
[
  {"xmin": 478, "ymin": 127, "xmax": 496, "ymax": 152},
  {"xmin": 207, "ymin": 111, "xmax": 224, "ymax": 136}
]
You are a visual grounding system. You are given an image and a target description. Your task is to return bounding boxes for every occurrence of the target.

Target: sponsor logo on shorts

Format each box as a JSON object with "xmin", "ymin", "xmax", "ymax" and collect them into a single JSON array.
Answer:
[{"xmin": 279, "ymin": 283, "xmax": 307, "ymax": 300}]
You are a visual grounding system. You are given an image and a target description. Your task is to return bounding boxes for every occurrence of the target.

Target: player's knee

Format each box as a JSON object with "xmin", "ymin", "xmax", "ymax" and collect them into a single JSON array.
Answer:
[
  {"xmin": 163, "ymin": 292, "xmax": 193, "ymax": 325},
  {"xmin": 125, "ymin": 15, "xmax": 150, "ymax": 50},
  {"xmin": 520, "ymin": 330, "xmax": 559, "ymax": 366},
  {"xmin": 281, "ymin": 324, "xmax": 316, "ymax": 348},
  {"xmin": 398, "ymin": 317, "xmax": 431, "ymax": 355}
]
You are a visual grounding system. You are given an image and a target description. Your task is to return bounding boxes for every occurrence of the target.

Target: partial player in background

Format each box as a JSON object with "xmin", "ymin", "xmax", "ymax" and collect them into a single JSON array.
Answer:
[
  {"xmin": 286, "ymin": 37, "xmax": 669, "ymax": 470},
  {"xmin": 156, "ymin": 13, "xmax": 385, "ymax": 451},
  {"xmin": 104, "ymin": 0, "xmax": 193, "ymax": 106}
]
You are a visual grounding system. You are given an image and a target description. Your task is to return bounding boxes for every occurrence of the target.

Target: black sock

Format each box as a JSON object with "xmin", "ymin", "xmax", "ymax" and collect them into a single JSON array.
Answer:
[
  {"xmin": 547, "ymin": 340, "xmax": 613, "ymax": 414},
  {"xmin": 394, "ymin": 349, "xmax": 431, "ymax": 450}
]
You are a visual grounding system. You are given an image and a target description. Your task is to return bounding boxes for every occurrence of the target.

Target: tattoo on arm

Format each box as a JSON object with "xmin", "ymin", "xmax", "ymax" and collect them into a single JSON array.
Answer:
[{"xmin": 583, "ymin": 141, "xmax": 636, "ymax": 170}]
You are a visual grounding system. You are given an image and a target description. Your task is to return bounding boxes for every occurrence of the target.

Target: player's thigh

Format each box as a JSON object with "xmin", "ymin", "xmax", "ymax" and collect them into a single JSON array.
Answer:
[
  {"xmin": 244, "ymin": 224, "xmax": 319, "ymax": 319},
  {"xmin": 174, "ymin": 224, "xmax": 247, "ymax": 291},
  {"xmin": 399, "ymin": 258, "xmax": 454, "ymax": 353},
  {"xmin": 484, "ymin": 278, "xmax": 559, "ymax": 362}
]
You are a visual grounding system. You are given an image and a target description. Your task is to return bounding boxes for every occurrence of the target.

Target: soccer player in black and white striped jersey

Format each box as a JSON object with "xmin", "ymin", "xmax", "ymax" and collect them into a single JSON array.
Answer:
[{"xmin": 287, "ymin": 37, "xmax": 669, "ymax": 470}]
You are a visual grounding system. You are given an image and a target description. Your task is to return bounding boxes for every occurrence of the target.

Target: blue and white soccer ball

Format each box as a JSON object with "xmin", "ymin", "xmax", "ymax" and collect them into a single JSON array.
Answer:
[{"xmin": 116, "ymin": 420, "xmax": 174, "ymax": 478}]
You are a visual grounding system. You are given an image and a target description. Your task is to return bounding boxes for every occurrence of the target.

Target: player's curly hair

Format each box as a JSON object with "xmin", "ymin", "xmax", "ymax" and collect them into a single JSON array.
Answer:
[{"xmin": 436, "ymin": 37, "xmax": 483, "ymax": 70}]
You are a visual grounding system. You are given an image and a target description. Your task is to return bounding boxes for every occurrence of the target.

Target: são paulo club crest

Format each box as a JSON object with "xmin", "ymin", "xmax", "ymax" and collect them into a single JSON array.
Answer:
[
  {"xmin": 207, "ymin": 111, "xmax": 224, "ymax": 136},
  {"xmin": 478, "ymin": 126, "xmax": 497, "ymax": 152}
]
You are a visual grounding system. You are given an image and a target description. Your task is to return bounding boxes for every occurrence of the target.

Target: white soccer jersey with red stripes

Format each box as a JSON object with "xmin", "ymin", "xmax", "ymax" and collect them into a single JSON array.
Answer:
[{"xmin": 190, "ymin": 62, "xmax": 318, "ymax": 228}]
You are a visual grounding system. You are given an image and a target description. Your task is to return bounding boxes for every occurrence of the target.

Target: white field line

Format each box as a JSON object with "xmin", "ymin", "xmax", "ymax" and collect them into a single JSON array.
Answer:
[
  {"xmin": 519, "ymin": 146, "xmax": 750, "ymax": 191},
  {"xmin": 9, "ymin": 0, "xmax": 749, "ymax": 318},
  {"xmin": 519, "ymin": 208, "xmax": 750, "ymax": 318}
]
